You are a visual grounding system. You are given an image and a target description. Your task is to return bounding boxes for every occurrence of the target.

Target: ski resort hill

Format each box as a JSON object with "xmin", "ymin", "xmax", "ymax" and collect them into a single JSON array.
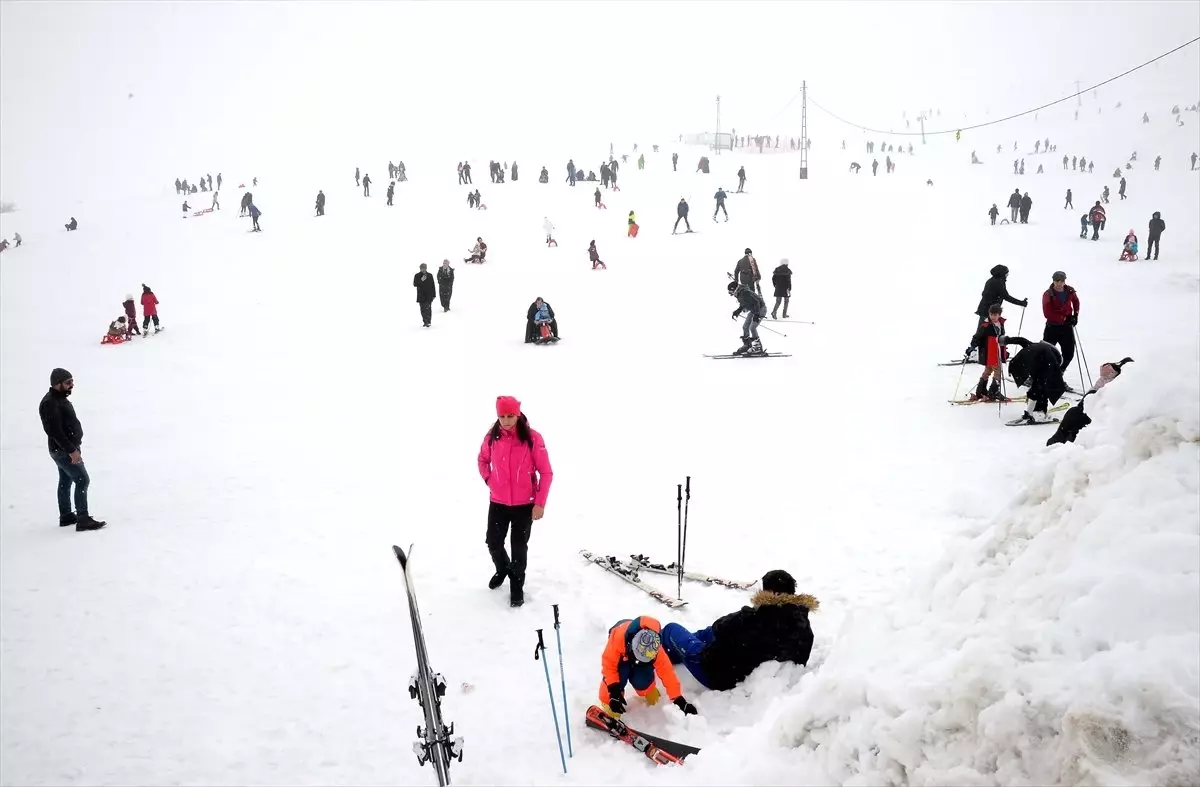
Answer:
[{"xmin": 2, "ymin": 86, "xmax": 1199, "ymax": 786}]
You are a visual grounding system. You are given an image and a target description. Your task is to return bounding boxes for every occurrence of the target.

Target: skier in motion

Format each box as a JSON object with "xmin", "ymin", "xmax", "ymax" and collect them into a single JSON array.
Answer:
[{"xmin": 728, "ymin": 278, "xmax": 768, "ymax": 356}]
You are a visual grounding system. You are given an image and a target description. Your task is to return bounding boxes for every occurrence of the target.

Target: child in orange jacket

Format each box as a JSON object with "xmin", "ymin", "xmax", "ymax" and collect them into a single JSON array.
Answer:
[{"xmin": 598, "ymin": 616, "xmax": 697, "ymax": 717}]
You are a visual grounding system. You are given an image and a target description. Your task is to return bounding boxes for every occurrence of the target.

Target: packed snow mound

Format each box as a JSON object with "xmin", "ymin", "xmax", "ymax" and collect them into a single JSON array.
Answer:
[{"xmin": 774, "ymin": 370, "xmax": 1200, "ymax": 786}]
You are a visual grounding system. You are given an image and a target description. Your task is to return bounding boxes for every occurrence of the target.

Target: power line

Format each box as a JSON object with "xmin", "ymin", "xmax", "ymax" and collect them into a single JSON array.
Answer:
[{"xmin": 806, "ymin": 36, "xmax": 1200, "ymax": 137}]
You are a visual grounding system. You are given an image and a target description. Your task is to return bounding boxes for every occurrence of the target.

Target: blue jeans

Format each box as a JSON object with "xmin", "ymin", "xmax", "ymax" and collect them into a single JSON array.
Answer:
[
  {"xmin": 661, "ymin": 622, "xmax": 715, "ymax": 689},
  {"xmin": 50, "ymin": 452, "xmax": 90, "ymax": 517},
  {"xmin": 743, "ymin": 313, "xmax": 761, "ymax": 340}
]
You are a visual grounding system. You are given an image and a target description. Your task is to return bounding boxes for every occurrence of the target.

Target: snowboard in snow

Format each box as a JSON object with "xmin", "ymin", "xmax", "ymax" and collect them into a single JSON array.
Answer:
[
  {"xmin": 579, "ymin": 551, "xmax": 687, "ymax": 609},
  {"xmin": 584, "ymin": 705, "xmax": 699, "ymax": 765}
]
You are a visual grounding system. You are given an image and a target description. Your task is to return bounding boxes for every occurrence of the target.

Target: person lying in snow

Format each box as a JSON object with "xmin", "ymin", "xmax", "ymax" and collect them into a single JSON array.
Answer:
[
  {"xmin": 660, "ymin": 569, "xmax": 817, "ymax": 691},
  {"xmin": 1046, "ymin": 357, "xmax": 1134, "ymax": 446}
]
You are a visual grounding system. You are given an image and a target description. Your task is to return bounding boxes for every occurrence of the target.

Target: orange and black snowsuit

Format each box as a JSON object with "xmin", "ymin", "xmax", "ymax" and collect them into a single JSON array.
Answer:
[{"xmin": 598, "ymin": 616, "xmax": 682, "ymax": 706}]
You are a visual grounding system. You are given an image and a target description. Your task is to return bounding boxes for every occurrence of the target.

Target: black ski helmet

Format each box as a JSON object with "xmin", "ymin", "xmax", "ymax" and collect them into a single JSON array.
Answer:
[
  {"xmin": 744, "ymin": 247, "xmax": 753, "ymax": 255},
  {"xmin": 727, "ymin": 281, "xmax": 738, "ymax": 294}
]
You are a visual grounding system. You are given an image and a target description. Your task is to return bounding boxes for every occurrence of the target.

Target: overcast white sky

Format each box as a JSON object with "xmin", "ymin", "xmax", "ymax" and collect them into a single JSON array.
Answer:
[{"xmin": 2, "ymin": 1, "xmax": 1198, "ymax": 201}]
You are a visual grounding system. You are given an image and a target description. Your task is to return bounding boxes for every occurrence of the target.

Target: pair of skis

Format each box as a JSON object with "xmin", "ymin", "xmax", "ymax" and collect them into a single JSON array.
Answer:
[
  {"xmin": 579, "ymin": 551, "xmax": 755, "ymax": 608},
  {"xmin": 584, "ymin": 705, "xmax": 699, "ymax": 766},
  {"xmin": 704, "ymin": 352, "xmax": 791, "ymax": 359}
]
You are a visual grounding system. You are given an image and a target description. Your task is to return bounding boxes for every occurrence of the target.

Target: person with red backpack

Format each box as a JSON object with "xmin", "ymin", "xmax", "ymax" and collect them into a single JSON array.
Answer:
[
  {"xmin": 967, "ymin": 304, "xmax": 1010, "ymax": 401},
  {"xmin": 1089, "ymin": 201, "xmax": 1106, "ymax": 240}
]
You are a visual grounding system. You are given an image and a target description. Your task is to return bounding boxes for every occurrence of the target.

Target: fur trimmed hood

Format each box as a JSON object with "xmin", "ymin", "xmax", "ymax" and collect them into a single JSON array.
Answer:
[{"xmin": 751, "ymin": 589, "xmax": 819, "ymax": 612}]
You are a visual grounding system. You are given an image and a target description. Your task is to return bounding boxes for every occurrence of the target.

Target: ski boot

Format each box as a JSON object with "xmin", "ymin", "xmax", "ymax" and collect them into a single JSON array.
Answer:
[
  {"xmin": 732, "ymin": 337, "xmax": 753, "ymax": 356},
  {"xmin": 746, "ymin": 338, "xmax": 765, "ymax": 356},
  {"xmin": 986, "ymin": 380, "xmax": 1009, "ymax": 402},
  {"xmin": 967, "ymin": 378, "xmax": 988, "ymax": 401}
]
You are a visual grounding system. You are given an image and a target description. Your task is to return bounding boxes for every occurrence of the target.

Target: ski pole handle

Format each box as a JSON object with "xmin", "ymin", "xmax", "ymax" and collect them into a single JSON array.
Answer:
[
  {"xmin": 553, "ymin": 604, "xmax": 560, "ymax": 628},
  {"xmin": 534, "ymin": 628, "xmax": 546, "ymax": 660},
  {"xmin": 685, "ymin": 476, "xmax": 690, "ymax": 500}
]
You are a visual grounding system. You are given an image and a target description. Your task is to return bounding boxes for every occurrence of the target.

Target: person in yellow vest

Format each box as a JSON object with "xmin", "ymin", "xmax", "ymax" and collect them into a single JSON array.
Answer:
[{"xmin": 627, "ymin": 210, "xmax": 638, "ymax": 238}]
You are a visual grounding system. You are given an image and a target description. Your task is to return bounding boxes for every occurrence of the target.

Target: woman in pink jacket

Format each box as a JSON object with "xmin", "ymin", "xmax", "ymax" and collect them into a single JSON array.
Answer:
[{"xmin": 477, "ymin": 395, "xmax": 553, "ymax": 607}]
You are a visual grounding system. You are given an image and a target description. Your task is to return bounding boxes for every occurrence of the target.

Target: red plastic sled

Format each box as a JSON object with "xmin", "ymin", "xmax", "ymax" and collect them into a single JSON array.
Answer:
[
  {"xmin": 628, "ymin": 223, "xmax": 640, "ymax": 238},
  {"xmin": 100, "ymin": 334, "xmax": 127, "ymax": 345}
]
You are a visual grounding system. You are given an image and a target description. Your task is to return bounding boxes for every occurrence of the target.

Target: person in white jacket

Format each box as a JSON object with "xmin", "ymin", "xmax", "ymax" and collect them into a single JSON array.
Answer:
[{"xmin": 543, "ymin": 217, "xmax": 556, "ymax": 246}]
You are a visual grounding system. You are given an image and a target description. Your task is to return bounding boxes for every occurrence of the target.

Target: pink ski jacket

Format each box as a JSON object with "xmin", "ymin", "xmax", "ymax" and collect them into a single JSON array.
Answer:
[{"xmin": 477, "ymin": 426, "xmax": 553, "ymax": 508}]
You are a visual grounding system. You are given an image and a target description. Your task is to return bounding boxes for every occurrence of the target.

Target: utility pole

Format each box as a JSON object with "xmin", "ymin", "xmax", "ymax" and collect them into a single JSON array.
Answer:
[
  {"xmin": 1076, "ymin": 80, "xmax": 1082, "ymax": 107},
  {"xmin": 919, "ymin": 111, "xmax": 927, "ymax": 144},
  {"xmin": 798, "ymin": 81, "xmax": 808, "ymax": 179},
  {"xmin": 715, "ymin": 95, "xmax": 721, "ymax": 156}
]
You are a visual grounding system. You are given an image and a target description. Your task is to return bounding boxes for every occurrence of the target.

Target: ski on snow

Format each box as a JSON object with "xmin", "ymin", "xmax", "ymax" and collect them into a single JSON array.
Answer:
[
  {"xmin": 948, "ymin": 396, "xmax": 1027, "ymax": 405},
  {"xmin": 627, "ymin": 554, "xmax": 756, "ymax": 590},
  {"xmin": 703, "ymin": 353, "xmax": 791, "ymax": 359},
  {"xmin": 392, "ymin": 545, "xmax": 464, "ymax": 786},
  {"xmin": 579, "ymin": 551, "xmax": 687, "ymax": 608},
  {"xmin": 1004, "ymin": 417, "xmax": 1062, "ymax": 427},
  {"xmin": 584, "ymin": 705, "xmax": 699, "ymax": 765}
]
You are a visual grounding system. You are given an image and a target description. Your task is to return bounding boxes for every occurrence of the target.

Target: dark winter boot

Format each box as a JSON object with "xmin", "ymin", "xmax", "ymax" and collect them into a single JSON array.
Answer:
[
  {"xmin": 987, "ymin": 380, "xmax": 1007, "ymax": 401},
  {"xmin": 971, "ymin": 378, "xmax": 988, "ymax": 400},
  {"xmin": 488, "ymin": 567, "xmax": 508, "ymax": 590},
  {"xmin": 509, "ymin": 575, "xmax": 525, "ymax": 607},
  {"xmin": 59, "ymin": 512, "xmax": 77, "ymax": 527},
  {"xmin": 733, "ymin": 337, "xmax": 753, "ymax": 356},
  {"xmin": 75, "ymin": 515, "xmax": 106, "ymax": 532}
]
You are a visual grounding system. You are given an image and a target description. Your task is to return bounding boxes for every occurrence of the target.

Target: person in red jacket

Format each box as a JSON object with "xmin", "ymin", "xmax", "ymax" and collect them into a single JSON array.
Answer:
[
  {"xmin": 140, "ymin": 284, "xmax": 161, "ymax": 333},
  {"xmin": 967, "ymin": 304, "xmax": 1009, "ymax": 401},
  {"xmin": 1042, "ymin": 270, "xmax": 1079, "ymax": 381},
  {"xmin": 477, "ymin": 396, "xmax": 553, "ymax": 607}
]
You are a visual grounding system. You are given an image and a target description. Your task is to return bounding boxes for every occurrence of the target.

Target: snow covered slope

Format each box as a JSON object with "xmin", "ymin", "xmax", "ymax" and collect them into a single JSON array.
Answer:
[{"xmin": 1, "ymin": 93, "xmax": 1197, "ymax": 785}]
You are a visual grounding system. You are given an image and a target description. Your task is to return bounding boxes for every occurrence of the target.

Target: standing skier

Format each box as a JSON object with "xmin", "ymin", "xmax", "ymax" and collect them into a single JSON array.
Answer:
[
  {"xmin": 972, "ymin": 265, "xmax": 1025, "ymax": 339},
  {"xmin": 1041, "ymin": 271, "xmax": 1079, "ymax": 381},
  {"xmin": 713, "ymin": 188, "xmax": 728, "ymax": 221},
  {"xmin": 140, "ymin": 284, "xmax": 162, "ymax": 332},
  {"xmin": 966, "ymin": 304, "xmax": 1009, "ymax": 401},
  {"xmin": 413, "ymin": 263, "xmax": 436, "ymax": 327},
  {"xmin": 728, "ymin": 278, "xmax": 768, "ymax": 356},
  {"xmin": 771, "ymin": 259, "xmax": 792, "ymax": 319},
  {"xmin": 736, "ymin": 166, "xmax": 746, "ymax": 193},
  {"xmin": 477, "ymin": 396, "xmax": 553, "ymax": 607},
  {"xmin": 672, "ymin": 198, "xmax": 691, "ymax": 234},
  {"xmin": 362, "ymin": 174, "xmax": 371, "ymax": 197},
  {"xmin": 599, "ymin": 616, "xmax": 696, "ymax": 717},
  {"xmin": 437, "ymin": 259, "xmax": 454, "ymax": 312}
]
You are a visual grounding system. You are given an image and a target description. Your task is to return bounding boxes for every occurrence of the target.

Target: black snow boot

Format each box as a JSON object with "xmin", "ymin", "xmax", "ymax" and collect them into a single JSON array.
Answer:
[
  {"xmin": 987, "ymin": 380, "xmax": 1006, "ymax": 401},
  {"xmin": 59, "ymin": 512, "xmax": 77, "ymax": 527},
  {"xmin": 972, "ymin": 378, "xmax": 988, "ymax": 400},
  {"xmin": 488, "ymin": 568, "xmax": 508, "ymax": 590},
  {"xmin": 75, "ymin": 515, "xmax": 106, "ymax": 532},
  {"xmin": 509, "ymin": 575, "xmax": 525, "ymax": 607}
]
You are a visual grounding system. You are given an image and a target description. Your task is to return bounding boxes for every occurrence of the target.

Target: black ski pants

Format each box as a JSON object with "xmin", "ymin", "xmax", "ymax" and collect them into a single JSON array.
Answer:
[
  {"xmin": 439, "ymin": 286, "xmax": 452, "ymax": 311},
  {"xmin": 1043, "ymin": 323, "xmax": 1075, "ymax": 372},
  {"xmin": 486, "ymin": 502, "xmax": 534, "ymax": 584},
  {"xmin": 1146, "ymin": 235, "xmax": 1160, "ymax": 259},
  {"xmin": 419, "ymin": 301, "xmax": 432, "ymax": 326},
  {"xmin": 142, "ymin": 314, "xmax": 160, "ymax": 331},
  {"xmin": 772, "ymin": 296, "xmax": 789, "ymax": 318},
  {"xmin": 673, "ymin": 215, "xmax": 691, "ymax": 232}
]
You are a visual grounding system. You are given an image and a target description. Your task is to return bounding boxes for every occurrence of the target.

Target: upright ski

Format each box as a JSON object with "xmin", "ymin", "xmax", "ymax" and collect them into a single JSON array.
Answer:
[
  {"xmin": 584, "ymin": 705, "xmax": 699, "ymax": 765},
  {"xmin": 579, "ymin": 551, "xmax": 687, "ymax": 609},
  {"xmin": 627, "ymin": 554, "xmax": 756, "ymax": 590},
  {"xmin": 393, "ymin": 545, "xmax": 464, "ymax": 786}
]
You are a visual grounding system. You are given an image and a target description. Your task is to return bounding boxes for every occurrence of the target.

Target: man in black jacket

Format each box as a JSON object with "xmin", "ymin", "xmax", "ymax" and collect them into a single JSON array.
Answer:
[
  {"xmin": 413, "ymin": 264, "xmax": 436, "ymax": 327},
  {"xmin": 1147, "ymin": 212, "xmax": 1165, "ymax": 260},
  {"xmin": 661, "ymin": 570, "xmax": 817, "ymax": 691},
  {"xmin": 436, "ymin": 260, "xmax": 454, "ymax": 312},
  {"xmin": 672, "ymin": 198, "xmax": 690, "ymax": 234},
  {"xmin": 972, "ymin": 264, "xmax": 1027, "ymax": 341},
  {"xmin": 771, "ymin": 259, "xmax": 792, "ymax": 319},
  {"xmin": 1006, "ymin": 188, "xmax": 1021, "ymax": 222},
  {"xmin": 38, "ymin": 368, "xmax": 106, "ymax": 531},
  {"xmin": 1002, "ymin": 336, "xmax": 1066, "ymax": 424}
]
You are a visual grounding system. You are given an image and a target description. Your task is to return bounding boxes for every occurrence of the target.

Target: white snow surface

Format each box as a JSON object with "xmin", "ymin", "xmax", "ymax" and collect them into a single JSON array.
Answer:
[{"xmin": 2, "ymin": 103, "xmax": 1199, "ymax": 786}]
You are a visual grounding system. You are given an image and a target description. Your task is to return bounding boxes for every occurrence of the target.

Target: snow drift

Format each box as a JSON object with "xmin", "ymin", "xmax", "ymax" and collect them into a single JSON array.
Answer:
[{"xmin": 774, "ymin": 370, "xmax": 1200, "ymax": 786}]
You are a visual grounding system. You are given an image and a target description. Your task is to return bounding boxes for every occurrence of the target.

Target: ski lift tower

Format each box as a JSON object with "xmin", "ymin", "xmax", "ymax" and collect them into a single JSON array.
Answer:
[
  {"xmin": 798, "ymin": 81, "xmax": 808, "ymax": 179},
  {"xmin": 715, "ymin": 95, "xmax": 721, "ymax": 156}
]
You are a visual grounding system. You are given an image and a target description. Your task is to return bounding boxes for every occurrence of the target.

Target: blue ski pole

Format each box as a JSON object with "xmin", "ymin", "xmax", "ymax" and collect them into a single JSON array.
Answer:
[
  {"xmin": 552, "ymin": 605, "xmax": 573, "ymax": 757},
  {"xmin": 534, "ymin": 629, "xmax": 567, "ymax": 774}
]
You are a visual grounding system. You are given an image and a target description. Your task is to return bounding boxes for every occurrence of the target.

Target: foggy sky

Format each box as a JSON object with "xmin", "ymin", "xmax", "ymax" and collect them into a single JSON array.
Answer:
[{"xmin": 1, "ymin": 1, "xmax": 1197, "ymax": 201}]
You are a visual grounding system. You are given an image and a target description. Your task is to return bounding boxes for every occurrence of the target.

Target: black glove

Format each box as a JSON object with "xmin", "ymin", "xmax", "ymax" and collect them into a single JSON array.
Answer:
[
  {"xmin": 1067, "ymin": 314, "xmax": 1078, "ymax": 326},
  {"xmin": 673, "ymin": 696, "xmax": 697, "ymax": 716},
  {"xmin": 998, "ymin": 336, "xmax": 1011, "ymax": 346},
  {"xmin": 606, "ymin": 684, "xmax": 627, "ymax": 715},
  {"xmin": 1020, "ymin": 298, "xmax": 1029, "ymax": 307},
  {"xmin": 731, "ymin": 309, "xmax": 741, "ymax": 320}
]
